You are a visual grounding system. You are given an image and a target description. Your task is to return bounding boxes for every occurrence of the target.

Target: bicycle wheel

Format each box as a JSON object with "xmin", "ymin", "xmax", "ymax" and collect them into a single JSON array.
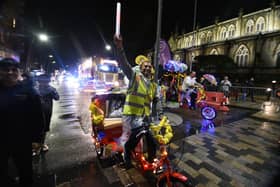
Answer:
[
  {"xmin": 158, "ymin": 176, "xmax": 192, "ymax": 187},
  {"xmin": 201, "ymin": 106, "xmax": 217, "ymax": 120}
]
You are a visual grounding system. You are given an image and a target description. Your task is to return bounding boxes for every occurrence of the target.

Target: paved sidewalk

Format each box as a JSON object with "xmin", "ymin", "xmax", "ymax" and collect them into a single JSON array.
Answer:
[
  {"xmin": 228, "ymin": 98, "xmax": 280, "ymax": 123},
  {"xmin": 169, "ymin": 116, "xmax": 280, "ymax": 187}
]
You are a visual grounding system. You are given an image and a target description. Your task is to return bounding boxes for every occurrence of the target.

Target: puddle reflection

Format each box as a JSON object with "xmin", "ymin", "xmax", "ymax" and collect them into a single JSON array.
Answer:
[
  {"xmin": 200, "ymin": 119, "xmax": 215, "ymax": 134},
  {"xmin": 184, "ymin": 119, "xmax": 216, "ymax": 136}
]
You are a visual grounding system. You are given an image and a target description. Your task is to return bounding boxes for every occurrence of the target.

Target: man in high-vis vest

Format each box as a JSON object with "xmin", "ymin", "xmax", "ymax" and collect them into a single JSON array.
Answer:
[{"xmin": 114, "ymin": 35, "xmax": 158, "ymax": 169}]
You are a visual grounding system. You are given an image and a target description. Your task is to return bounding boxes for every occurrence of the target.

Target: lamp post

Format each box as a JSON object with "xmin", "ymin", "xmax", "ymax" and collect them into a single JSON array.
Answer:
[
  {"xmin": 153, "ymin": 0, "xmax": 163, "ymax": 84},
  {"xmin": 25, "ymin": 33, "xmax": 49, "ymax": 72},
  {"xmin": 190, "ymin": 0, "xmax": 198, "ymax": 72},
  {"xmin": 152, "ymin": 0, "xmax": 163, "ymax": 119},
  {"xmin": 272, "ymin": 80, "xmax": 277, "ymax": 97},
  {"xmin": 46, "ymin": 54, "xmax": 55, "ymax": 74},
  {"xmin": 105, "ymin": 44, "xmax": 111, "ymax": 51}
]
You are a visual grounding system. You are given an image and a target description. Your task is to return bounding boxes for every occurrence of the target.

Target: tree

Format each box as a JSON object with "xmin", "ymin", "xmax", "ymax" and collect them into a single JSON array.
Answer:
[{"xmin": 194, "ymin": 55, "xmax": 238, "ymax": 74}]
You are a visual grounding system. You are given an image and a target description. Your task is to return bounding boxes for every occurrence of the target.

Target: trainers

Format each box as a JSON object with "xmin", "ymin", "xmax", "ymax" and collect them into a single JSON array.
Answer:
[
  {"xmin": 41, "ymin": 144, "xmax": 49, "ymax": 152},
  {"xmin": 32, "ymin": 148, "xmax": 41, "ymax": 156},
  {"xmin": 32, "ymin": 143, "xmax": 41, "ymax": 156}
]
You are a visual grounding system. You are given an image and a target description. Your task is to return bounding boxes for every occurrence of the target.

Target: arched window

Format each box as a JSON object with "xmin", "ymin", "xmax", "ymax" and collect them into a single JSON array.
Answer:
[
  {"xmin": 185, "ymin": 37, "xmax": 189, "ymax": 47},
  {"xmin": 183, "ymin": 37, "xmax": 186, "ymax": 48},
  {"xmin": 191, "ymin": 52, "xmax": 196, "ymax": 62},
  {"xmin": 246, "ymin": 19, "xmax": 254, "ymax": 34},
  {"xmin": 228, "ymin": 24, "xmax": 235, "ymax": 38},
  {"xmin": 200, "ymin": 32, "xmax": 206, "ymax": 44},
  {"xmin": 188, "ymin": 36, "xmax": 193, "ymax": 47},
  {"xmin": 191, "ymin": 36, "xmax": 195, "ymax": 46},
  {"xmin": 206, "ymin": 31, "xmax": 212, "ymax": 42},
  {"xmin": 256, "ymin": 17, "xmax": 265, "ymax": 32},
  {"xmin": 210, "ymin": 49, "xmax": 218, "ymax": 55},
  {"xmin": 220, "ymin": 27, "xmax": 227, "ymax": 40},
  {"xmin": 235, "ymin": 45, "xmax": 249, "ymax": 67},
  {"xmin": 277, "ymin": 51, "xmax": 280, "ymax": 67},
  {"xmin": 177, "ymin": 38, "xmax": 183, "ymax": 49}
]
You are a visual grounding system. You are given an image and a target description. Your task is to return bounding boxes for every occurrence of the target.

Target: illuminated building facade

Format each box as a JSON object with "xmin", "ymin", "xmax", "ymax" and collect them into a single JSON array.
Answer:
[{"xmin": 168, "ymin": 3, "xmax": 280, "ymax": 78}]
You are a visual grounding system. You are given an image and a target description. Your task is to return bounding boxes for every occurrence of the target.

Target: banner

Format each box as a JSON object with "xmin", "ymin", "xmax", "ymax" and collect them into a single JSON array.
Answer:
[{"xmin": 159, "ymin": 39, "xmax": 171, "ymax": 66}]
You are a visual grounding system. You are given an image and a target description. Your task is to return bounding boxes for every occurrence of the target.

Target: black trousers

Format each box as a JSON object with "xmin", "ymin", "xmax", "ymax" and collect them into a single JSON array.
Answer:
[
  {"xmin": 8, "ymin": 144, "xmax": 33, "ymax": 187},
  {"xmin": 124, "ymin": 127, "xmax": 156, "ymax": 164},
  {"xmin": 190, "ymin": 91, "xmax": 197, "ymax": 109}
]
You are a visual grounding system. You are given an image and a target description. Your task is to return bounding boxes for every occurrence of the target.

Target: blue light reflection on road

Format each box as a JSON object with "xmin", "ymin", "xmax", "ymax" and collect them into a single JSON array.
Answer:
[{"xmin": 200, "ymin": 119, "xmax": 215, "ymax": 134}]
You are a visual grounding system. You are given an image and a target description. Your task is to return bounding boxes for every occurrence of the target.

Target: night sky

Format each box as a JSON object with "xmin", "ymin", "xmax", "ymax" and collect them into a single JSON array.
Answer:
[{"xmin": 25, "ymin": 0, "xmax": 274, "ymax": 67}]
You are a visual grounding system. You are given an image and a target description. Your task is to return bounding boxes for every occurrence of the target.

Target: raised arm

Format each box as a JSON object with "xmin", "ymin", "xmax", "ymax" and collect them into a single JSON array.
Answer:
[{"xmin": 113, "ymin": 35, "xmax": 133, "ymax": 80}]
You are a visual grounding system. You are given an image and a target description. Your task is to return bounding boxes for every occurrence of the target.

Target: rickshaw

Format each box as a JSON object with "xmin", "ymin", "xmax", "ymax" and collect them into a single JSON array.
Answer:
[
  {"xmin": 90, "ymin": 91, "xmax": 191, "ymax": 187},
  {"xmin": 181, "ymin": 74, "xmax": 230, "ymax": 120}
]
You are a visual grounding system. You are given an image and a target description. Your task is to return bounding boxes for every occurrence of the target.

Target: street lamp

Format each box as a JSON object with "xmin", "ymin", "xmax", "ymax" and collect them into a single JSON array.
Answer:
[
  {"xmin": 272, "ymin": 80, "xmax": 277, "ymax": 97},
  {"xmin": 38, "ymin": 33, "xmax": 49, "ymax": 42},
  {"xmin": 105, "ymin": 44, "xmax": 111, "ymax": 51},
  {"xmin": 190, "ymin": 0, "xmax": 198, "ymax": 72},
  {"xmin": 25, "ymin": 33, "xmax": 50, "ymax": 72}
]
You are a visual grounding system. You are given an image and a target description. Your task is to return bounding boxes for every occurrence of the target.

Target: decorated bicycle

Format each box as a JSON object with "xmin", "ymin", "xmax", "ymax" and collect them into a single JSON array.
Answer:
[{"xmin": 90, "ymin": 91, "xmax": 191, "ymax": 187}]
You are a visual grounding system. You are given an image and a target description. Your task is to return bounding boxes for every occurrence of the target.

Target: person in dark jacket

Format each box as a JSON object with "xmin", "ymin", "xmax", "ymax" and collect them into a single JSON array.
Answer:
[
  {"xmin": 1, "ymin": 58, "xmax": 45, "ymax": 187},
  {"xmin": 36, "ymin": 74, "xmax": 59, "ymax": 153},
  {"xmin": 246, "ymin": 77, "xmax": 255, "ymax": 102}
]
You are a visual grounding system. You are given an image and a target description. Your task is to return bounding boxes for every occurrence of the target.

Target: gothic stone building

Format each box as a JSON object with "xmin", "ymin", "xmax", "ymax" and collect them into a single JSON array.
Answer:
[{"xmin": 168, "ymin": 4, "xmax": 280, "ymax": 81}]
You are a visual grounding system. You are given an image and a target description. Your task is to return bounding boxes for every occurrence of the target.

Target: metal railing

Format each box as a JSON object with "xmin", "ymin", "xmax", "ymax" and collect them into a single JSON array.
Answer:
[{"xmin": 229, "ymin": 86, "xmax": 273, "ymax": 101}]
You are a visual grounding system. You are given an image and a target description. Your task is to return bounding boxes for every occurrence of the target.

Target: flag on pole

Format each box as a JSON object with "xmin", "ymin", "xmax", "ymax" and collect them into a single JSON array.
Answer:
[{"xmin": 159, "ymin": 39, "xmax": 171, "ymax": 66}]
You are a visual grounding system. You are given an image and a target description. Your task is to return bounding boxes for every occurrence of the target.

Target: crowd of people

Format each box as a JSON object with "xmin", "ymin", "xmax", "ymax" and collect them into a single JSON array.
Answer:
[
  {"xmin": 1, "ymin": 58, "xmax": 59, "ymax": 186},
  {"xmin": 157, "ymin": 70, "xmax": 259, "ymax": 108}
]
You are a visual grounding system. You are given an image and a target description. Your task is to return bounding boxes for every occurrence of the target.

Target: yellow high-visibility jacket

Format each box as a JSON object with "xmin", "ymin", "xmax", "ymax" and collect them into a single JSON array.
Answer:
[{"xmin": 123, "ymin": 73, "xmax": 157, "ymax": 116}]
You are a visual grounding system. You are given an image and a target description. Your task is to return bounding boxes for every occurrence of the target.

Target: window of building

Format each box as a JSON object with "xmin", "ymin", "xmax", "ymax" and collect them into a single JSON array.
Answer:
[
  {"xmin": 191, "ymin": 37, "xmax": 195, "ymax": 46},
  {"xmin": 235, "ymin": 45, "xmax": 249, "ymax": 67},
  {"xmin": 256, "ymin": 17, "xmax": 265, "ymax": 32},
  {"xmin": 177, "ymin": 38, "xmax": 182, "ymax": 49},
  {"xmin": 191, "ymin": 53, "xmax": 196, "ymax": 62},
  {"xmin": 246, "ymin": 19, "xmax": 254, "ymax": 34},
  {"xmin": 210, "ymin": 49, "xmax": 218, "ymax": 55},
  {"xmin": 220, "ymin": 27, "xmax": 227, "ymax": 40},
  {"xmin": 206, "ymin": 31, "xmax": 212, "ymax": 42},
  {"xmin": 185, "ymin": 38, "xmax": 189, "ymax": 47},
  {"xmin": 228, "ymin": 24, "xmax": 235, "ymax": 38},
  {"xmin": 183, "ymin": 37, "xmax": 188, "ymax": 48},
  {"xmin": 200, "ymin": 32, "xmax": 206, "ymax": 44},
  {"xmin": 277, "ymin": 51, "xmax": 280, "ymax": 67}
]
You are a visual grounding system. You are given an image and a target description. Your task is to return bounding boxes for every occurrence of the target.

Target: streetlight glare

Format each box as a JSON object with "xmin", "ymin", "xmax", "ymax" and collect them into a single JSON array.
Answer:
[
  {"xmin": 105, "ymin": 44, "xmax": 111, "ymax": 51},
  {"xmin": 38, "ymin": 33, "xmax": 49, "ymax": 42}
]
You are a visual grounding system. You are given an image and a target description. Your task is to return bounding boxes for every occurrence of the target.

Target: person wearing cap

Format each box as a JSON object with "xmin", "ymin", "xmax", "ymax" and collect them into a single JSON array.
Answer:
[
  {"xmin": 36, "ymin": 74, "xmax": 59, "ymax": 154},
  {"xmin": 89, "ymin": 97, "xmax": 104, "ymax": 138},
  {"xmin": 0, "ymin": 58, "xmax": 45, "ymax": 186},
  {"xmin": 113, "ymin": 35, "xmax": 158, "ymax": 169}
]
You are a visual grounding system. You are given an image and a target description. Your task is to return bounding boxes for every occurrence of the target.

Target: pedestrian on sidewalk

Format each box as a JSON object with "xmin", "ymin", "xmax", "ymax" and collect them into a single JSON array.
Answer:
[
  {"xmin": 247, "ymin": 77, "xmax": 256, "ymax": 102},
  {"xmin": 220, "ymin": 76, "xmax": 232, "ymax": 104},
  {"xmin": 232, "ymin": 79, "xmax": 240, "ymax": 101},
  {"xmin": 36, "ymin": 74, "xmax": 60, "ymax": 154},
  {"xmin": 1, "ymin": 58, "xmax": 45, "ymax": 187}
]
